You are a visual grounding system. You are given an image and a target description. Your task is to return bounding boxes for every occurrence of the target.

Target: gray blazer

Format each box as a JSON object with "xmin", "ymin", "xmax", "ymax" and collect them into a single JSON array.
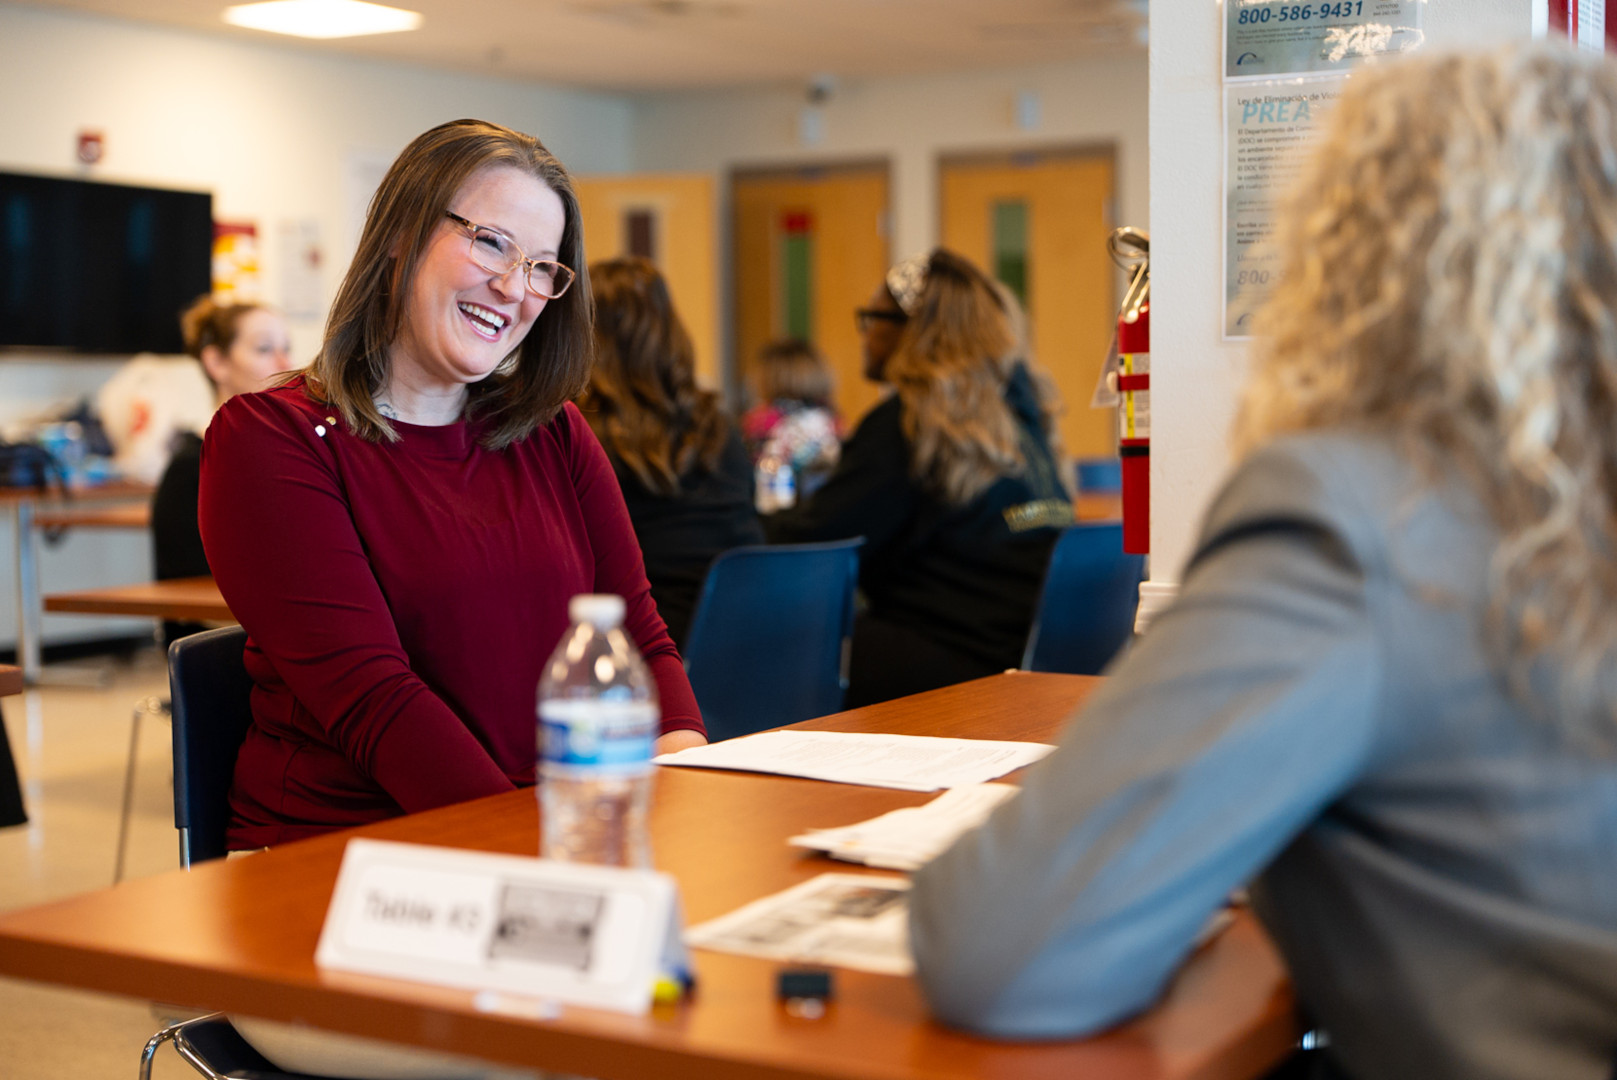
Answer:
[{"xmin": 909, "ymin": 431, "xmax": 1617, "ymax": 1080}]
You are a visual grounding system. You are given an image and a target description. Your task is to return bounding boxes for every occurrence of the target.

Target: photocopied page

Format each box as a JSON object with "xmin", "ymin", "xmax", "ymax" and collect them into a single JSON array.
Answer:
[
  {"xmin": 654, "ymin": 731, "xmax": 1054, "ymax": 791},
  {"xmin": 788, "ymin": 783, "xmax": 1021, "ymax": 870},
  {"xmin": 685, "ymin": 873, "xmax": 914, "ymax": 975}
]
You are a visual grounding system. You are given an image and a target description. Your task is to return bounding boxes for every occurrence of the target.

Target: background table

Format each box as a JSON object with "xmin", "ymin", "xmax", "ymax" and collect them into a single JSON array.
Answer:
[
  {"xmin": 4, "ymin": 481, "xmax": 153, "ymax": 684},
  {"xmin": 43, "ymin": 576, "xmax": 231, "ymax": 623},
  {"xmin": 0, "ymin": 673, "xmax": 1298, "ymax": 1080}
]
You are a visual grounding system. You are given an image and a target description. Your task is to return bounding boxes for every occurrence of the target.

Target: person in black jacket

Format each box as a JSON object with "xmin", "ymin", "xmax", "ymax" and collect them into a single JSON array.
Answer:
[
  {"xmin": 767, "ymin": 249, "xmax": 1071, "ymax": 706},
  {"xmin": 578, "ymin": 257, "xmax": 762, "ymax": 649},
  {"xmin": 151, "ymin": 295, "xmax": 291, "ymax": 643}
]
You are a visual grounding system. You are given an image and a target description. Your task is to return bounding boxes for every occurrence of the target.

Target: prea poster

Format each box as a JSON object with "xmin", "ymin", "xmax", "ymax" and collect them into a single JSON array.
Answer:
[{"xmin": 1224, "ymin": 78, "xmax": 1344, "ymax": 338}]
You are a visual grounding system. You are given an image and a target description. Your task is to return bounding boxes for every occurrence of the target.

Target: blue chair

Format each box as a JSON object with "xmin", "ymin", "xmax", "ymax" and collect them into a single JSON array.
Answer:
[
  {"xmin": 682, "ymin": 539, "xmax": 862, "ymax": 742},
  {"xmin": 1074, "ymin": 456, "xmax": 1123, "ymax": 494},
  {"xmin": 1021, "ymin": 523, "xmax": 1145, "ymax": 675},
  {"xmin": 142, "ymin": 625, "xmax": 350, "ymax": 1080}
]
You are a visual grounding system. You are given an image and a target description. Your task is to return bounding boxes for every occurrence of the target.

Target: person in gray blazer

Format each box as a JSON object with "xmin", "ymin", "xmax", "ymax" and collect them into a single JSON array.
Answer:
[{"xmin": 910, "ymin": 45, "xmax": 1617, "ymax": 1080}]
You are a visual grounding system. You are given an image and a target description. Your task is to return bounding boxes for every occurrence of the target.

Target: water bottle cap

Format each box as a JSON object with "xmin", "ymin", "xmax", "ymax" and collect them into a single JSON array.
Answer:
[{"xmin": 569, "ymin": 593, "xmax": 626, "ymax": 628}]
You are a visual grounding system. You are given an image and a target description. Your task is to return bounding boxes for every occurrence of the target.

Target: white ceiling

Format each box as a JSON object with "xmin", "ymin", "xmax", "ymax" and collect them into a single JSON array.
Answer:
[{"xmin": 16, "ymin": 0, "xmax": 1149, "ymax": 91}]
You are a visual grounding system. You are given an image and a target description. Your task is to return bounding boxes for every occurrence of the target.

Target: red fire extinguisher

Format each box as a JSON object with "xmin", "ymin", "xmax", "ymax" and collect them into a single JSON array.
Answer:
[{"xmin": 1110, "ymin": 228, "xmax": 1150, "ymax": 555}]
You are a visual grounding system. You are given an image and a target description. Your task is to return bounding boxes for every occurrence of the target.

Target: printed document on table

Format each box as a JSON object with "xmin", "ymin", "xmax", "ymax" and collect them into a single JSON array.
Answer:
[
  {"xmin": 685, "ymin": 873, "xmax": 913, "ymax": 975},
  {"xmin": 789, "ymin": 783, "xmax": 1021, "ymax": 870},
  {"xmin": 653, "ymin": 731, "xmax": 1054, "ymax": 791}
]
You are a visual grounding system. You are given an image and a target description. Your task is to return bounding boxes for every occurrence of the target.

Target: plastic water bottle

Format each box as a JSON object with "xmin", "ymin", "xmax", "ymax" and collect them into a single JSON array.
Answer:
[
  {"xmin": 755, "ymin": 451, "xmax": 796, "ymax": 513},
  {"xmin": 538, "ymin": 594, "xmax": 659, "ymax": 867}
]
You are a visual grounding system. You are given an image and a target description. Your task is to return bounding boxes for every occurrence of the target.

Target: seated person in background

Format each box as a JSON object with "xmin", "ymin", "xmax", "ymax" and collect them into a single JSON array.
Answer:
[
  {"xmin": 767, "ymin": 249, "xmax": 1070, "ymax": 706},
  {"xmin": 910, "ymin": 46, "xmax": 1617, "ymax": 1080},
  {"xmin": 577, "ymin": 256, "xmax": 762, "ymax": 649},
  {"xmin": 201, "ymin": 121, "xmax": 707, "ymax": 855},
  {"xmin": 151, "ymin": 295, "xmax": 290, "ymax": 643},
  {"xmin": 740, "ymin": 337, "xmax": 843, "ymax": 497}
]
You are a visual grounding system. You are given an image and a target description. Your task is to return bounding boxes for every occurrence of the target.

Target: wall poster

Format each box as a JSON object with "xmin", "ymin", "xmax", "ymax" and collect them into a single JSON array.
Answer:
[
  {"xmin": 1221, "ymin": 0, "xmax": 1423, "ymax": 338},
  {"xmin": 1226, "ymin": 0, "xmax": 1424, "ymax": 79}
]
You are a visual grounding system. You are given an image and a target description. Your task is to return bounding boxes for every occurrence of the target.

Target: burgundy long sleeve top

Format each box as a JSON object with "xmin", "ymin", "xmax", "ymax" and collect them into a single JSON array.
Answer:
[{"xmin": 200, "ymin": 380, "xmax": 703, "ymax": 848}]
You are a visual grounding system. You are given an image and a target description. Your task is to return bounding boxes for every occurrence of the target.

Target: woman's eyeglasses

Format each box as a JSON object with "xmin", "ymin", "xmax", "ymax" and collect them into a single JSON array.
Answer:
[
  {"xmin": 445, "ymin": 211, "xmax": 575, "ymax": 300},
  {"xmin": 855, "ymin": 308, "xmax": 908, "ymax": 333}
]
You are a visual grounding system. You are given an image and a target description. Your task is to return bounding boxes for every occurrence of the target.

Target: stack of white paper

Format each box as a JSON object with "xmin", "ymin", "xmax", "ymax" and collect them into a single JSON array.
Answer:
[
  {"xmin": 654, "ymin": 730, "xmax": 1054, "ymax": 791},
  {"xmin": 789, "ymin": 783, "xmax": 1020, "ymax": 870}
]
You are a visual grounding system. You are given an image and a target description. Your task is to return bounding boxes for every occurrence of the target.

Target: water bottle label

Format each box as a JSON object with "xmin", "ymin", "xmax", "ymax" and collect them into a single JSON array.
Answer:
[{"xmin": 540, "ymin": 701, "xmax": 657, "ymax": 773}]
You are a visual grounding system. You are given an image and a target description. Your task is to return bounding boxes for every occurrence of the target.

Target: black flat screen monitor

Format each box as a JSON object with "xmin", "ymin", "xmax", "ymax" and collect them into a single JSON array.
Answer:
[{"xmin": 0, "ymin": 172, "xmax": 213, "ymax": 355}]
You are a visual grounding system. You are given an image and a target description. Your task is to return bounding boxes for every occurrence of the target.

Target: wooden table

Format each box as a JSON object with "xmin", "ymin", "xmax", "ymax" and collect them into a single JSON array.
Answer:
[
  {"xmin": 0, "ymin": 673, "xmax": 1298, "ymax": 1080},
  {"xmin": 43, "ymin": 575, "xmax": 232, "ymax": 623},
  {"xmin": 0, "ymin": 664, "xmax": 20, "ymax": 698},
  {"xmin": 33, "ymin": 503, "xmax": 152, "ymax": 531},
  {"xmin": 1074, "ymin": 491, "xmax": 1123, "ymax": 522},
  {"xmin": 3, "ymin": 481, "xmax": 153, "ymax": 684}
]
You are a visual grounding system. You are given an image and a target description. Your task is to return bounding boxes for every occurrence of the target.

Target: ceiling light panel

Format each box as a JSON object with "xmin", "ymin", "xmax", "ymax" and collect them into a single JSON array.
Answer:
[{"xmin": 223, "ymin": 0, "xmax": 423, "ymax": 39}]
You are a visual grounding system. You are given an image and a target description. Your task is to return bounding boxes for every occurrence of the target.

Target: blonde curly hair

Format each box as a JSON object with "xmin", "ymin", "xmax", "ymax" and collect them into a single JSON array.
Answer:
[{"xmin": 1236, "ymin": 45, "xmax": 1617, "ymax": 740}]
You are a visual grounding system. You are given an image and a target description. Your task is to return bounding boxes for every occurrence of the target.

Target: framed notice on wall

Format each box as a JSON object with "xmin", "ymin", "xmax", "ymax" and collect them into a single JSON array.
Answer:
[{"xmin": 1221, "ymin": 0, "xmax": 1423, "ymax": 338}]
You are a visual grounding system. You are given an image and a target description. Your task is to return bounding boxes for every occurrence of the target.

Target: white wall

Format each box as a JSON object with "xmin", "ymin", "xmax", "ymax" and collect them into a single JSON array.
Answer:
[
  {"xmin": 0, "ymin": 3, "xmax": 637, "ymax": 648},
  {"xmin": 1146, "ymin": 0, "xmax": 1536, "ymax": 589},
  {"xmin": 628, "ymin": 54, "xmax": 1150, "ymax": 387}
]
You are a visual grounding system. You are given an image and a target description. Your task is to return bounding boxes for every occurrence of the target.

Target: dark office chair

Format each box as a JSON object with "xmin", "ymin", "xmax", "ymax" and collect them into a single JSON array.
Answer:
[
  {"xmin": 169, "ymin": 624, "xmax": 255, "ymax": 867},
  {"xmin": 140, "ymin": 625, "xmax": 349, "ymax": 1080},
  {"xmin": 1021, "ymin": 523, "xmax": 1146, "ymax": 676},
  {"xmin": 682, "ymin": 538, "xmax": 862, "ymax": 742}
]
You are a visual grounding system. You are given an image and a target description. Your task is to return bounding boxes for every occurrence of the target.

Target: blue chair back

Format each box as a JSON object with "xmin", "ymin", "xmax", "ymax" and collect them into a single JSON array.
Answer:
[
  {"xmin": 167, "ymin": 625, "xmax": 253, "ymax": 867},
  {"xmin": 1074, "ymin": 456, "xmax": 1123, "ymax": 494},
  {"xmin": 682, "ymin": 539, "xmax": 862, "ymax": 742},
  {"xmin": 1022, "ymin": 523, "xmax": 1145, "ymax": 675}
]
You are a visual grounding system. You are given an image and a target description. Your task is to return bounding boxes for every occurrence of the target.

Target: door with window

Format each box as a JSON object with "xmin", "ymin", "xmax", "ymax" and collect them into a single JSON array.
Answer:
[
  {"xmin": 574, "ymin": 173, "xmax": 719, "ymax": 386},
  {"xmin": 939, "ymin": 148, "xmax": 1117, "ymax": 459},
  {"xmin": 731, "ymin": 162, "xmax": 891, "ymax": 424}
]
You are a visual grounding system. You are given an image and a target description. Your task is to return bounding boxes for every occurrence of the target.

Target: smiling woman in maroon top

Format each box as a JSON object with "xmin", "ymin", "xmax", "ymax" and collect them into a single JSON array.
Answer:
[{"xmin": 200, "ymin": 120, "xmax": 706, "ymax": 850}]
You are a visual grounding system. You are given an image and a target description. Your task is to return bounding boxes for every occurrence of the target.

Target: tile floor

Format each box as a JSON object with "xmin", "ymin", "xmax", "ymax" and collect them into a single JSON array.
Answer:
[{"xmin": 0, "ymin": 645, "xmax": 198, "ymax": 1078}]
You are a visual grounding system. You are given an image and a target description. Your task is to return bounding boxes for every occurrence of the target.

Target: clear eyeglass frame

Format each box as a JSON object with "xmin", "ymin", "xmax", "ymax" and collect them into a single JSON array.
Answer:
[{"xmin": 444, "ymin": 210, "xmax": 575, "ymax": 300}]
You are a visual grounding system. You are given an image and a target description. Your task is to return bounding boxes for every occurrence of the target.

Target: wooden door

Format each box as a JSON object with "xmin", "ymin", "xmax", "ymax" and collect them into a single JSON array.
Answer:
[
  {"xmin": 940, "ymin": 148, "xmax": 1117, "ymax": 459},
  {"xmin": 732, "ymin": 162, "xmax": 890, "ymax": 425},
  {"xmin": 573, "ymin": 173, "xmax": 719, "ymax": 387}
]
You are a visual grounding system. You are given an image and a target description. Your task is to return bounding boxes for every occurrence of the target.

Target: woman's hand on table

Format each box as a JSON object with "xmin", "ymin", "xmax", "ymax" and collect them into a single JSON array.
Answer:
[{"xmin": 656, "ymin": 729, "xmax": 708, "ymax": 755}]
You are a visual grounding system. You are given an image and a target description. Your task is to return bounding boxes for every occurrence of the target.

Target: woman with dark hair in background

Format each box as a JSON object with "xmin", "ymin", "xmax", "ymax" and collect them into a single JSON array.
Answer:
[
  {"xmin": 767, "ymin": 248, "xmax": 1070, "ymax": 706},
  {"xmin": 151, "ymin": 295, "xmax": 290, "ymax": 643},
  {"xmin": 579, "ymin": 256, "xmax": 762, "ymax": 649}
]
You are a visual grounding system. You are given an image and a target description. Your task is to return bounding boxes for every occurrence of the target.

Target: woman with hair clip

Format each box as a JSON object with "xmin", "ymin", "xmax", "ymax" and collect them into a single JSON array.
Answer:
[
  {"xmin": 151, "ymin": 295, "xmax": 290, "ymax": 644},
  {"xmin": 911, "ymin": 46, "xmax": 1617, "ymax": 1080},
  {"xmin": 579, "ymin": 256, "xmax": 762, "ymax": 648},
  {"xmin": 201, "ymin": 121, "xmax": 706, "ymax": 857},
  {"xmin": 767, "ymin": 248, "xmax": 1071, "ymax": 706}
]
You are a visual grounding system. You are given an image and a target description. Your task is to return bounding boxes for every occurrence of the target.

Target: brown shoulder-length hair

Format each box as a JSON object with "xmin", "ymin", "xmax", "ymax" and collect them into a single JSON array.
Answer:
[
  {"xmin": 578, "ymin": 257, "xmax": 727, "ymax": 496},
  {"xmin": 304, "ymin": 118, "xmax": 593, "ymax": 450},
  {"xmin": 885, "ymin": 249, "xmax": 1055, "ymax": 505},
  {"xmin": 755, "ymin": 338, "xmax": 834, "ymax": 408}
]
